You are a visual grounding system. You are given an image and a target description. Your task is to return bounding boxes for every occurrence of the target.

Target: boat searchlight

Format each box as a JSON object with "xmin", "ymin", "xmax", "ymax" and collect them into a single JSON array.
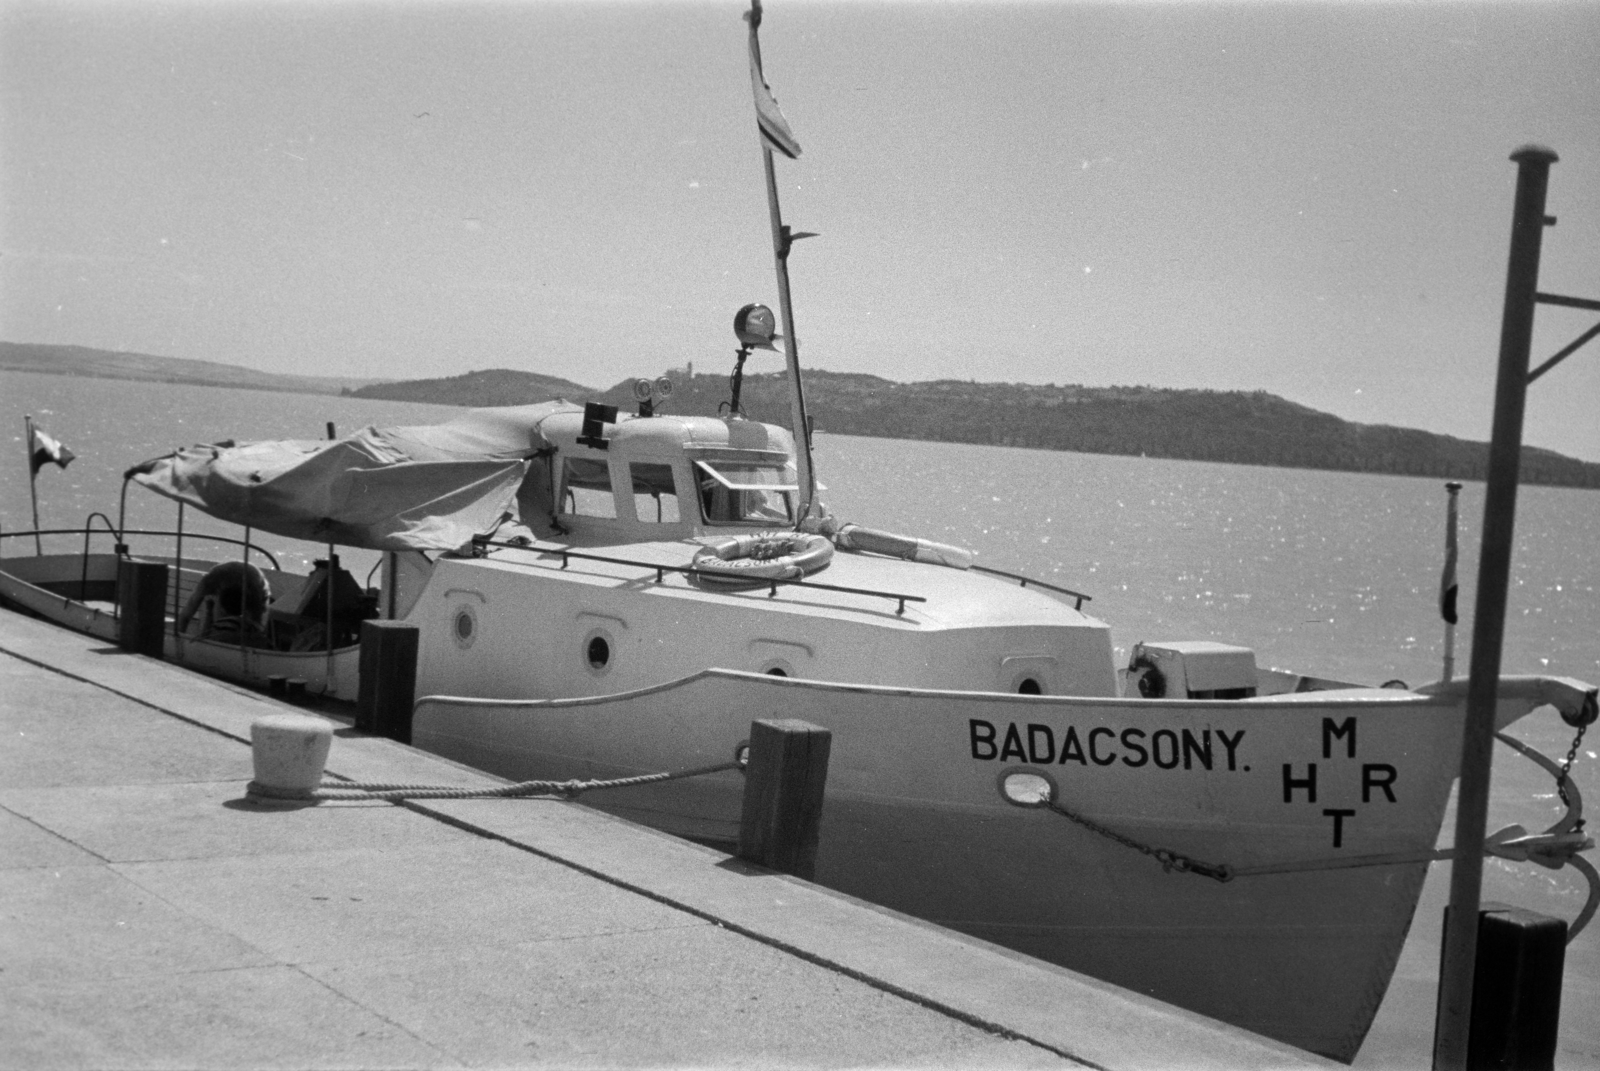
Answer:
[
  {"xmin": 734, "ymin": 303, "xmax": 779, "ymax": 350},
  {"xmin": 999, "ymin": 770, "xmax": 1057, "ymax": 809},
  {"xmin": 727, "ymin": 303, "xmax": 782, "ymax": 416}
]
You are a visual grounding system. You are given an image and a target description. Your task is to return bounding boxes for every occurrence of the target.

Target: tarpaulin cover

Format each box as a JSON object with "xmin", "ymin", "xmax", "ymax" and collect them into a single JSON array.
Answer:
[{"xmin": 129, "ymin": 402, "xmax": 580, "ymax": 552}]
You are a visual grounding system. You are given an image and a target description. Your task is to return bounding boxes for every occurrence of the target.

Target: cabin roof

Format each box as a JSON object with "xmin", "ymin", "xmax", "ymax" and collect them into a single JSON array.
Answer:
[{"xmin": 542, "ymin": 410, "xmax": 797, "ymax": 464}]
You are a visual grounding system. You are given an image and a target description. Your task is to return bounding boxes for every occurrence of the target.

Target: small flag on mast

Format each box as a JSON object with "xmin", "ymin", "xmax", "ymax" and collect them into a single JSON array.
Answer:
[
  {"xmin": 1440, "ymin": 482, "xmax": 1461, "ymax": 625},
  {"xmin": 746, "ymin": 1, "xmax": 801, "ymax": 160},
  {"xmin": 28, "ymin": 423, "xmax": 75, "ymax": 476}
]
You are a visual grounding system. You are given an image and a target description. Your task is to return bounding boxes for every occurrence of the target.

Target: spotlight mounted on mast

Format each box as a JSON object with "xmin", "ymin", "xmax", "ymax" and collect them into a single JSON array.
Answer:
[{"xmin": 726, "ymin": 302, "xmax": 780, "ymax": 417}]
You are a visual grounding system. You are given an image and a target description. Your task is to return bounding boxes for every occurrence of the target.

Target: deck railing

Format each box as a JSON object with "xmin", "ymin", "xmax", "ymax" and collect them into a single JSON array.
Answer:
[
  {"xmin": 969, "ymin": 564, "xmax": 1092, "ymax": 610},
  {"xmin": 0, "ymin": 522, "xmax": 284, "ymax": 573},
  {"xmin": 471, "ymin": 536, "xmax": 928, "ymax": 616}
]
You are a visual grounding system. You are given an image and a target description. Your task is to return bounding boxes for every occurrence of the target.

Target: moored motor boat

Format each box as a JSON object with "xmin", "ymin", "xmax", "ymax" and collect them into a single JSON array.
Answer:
[{"xmin": 4, "ymin": 2, "xmax": 1595, "ymax": 1061}]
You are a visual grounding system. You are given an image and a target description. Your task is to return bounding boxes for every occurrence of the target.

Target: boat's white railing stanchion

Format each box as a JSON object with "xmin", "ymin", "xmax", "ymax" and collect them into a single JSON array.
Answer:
[{"xmin": 1436, "ymin": 144, "xmax": 1600, "ymax": 1070}]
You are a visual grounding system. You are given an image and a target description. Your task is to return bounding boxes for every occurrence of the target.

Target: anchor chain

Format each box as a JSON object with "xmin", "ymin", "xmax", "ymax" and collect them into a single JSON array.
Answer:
[
  {"xmin": 1556, "ymin": 721, "xmax": 1588, "ymax": 817},
  {"xmin": 1033, "ymin": 728, "xmax": 1594, "ymax": 908},
  {"xmin": 1043, "ymin": 797, "xmax": 1234, "ymax": 883}
]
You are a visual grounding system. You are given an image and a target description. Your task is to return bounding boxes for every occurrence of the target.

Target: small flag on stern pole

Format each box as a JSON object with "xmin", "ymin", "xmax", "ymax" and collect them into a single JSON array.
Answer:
[
  {"xmin": 23, "ymin": 414, "xmax": 75, "ymax": 555},
  {"xmin": 1440, "ymin": 481, "xmax": 1463, "ymax": 682},
  {"xmin": 746, "ymin": 0, "xmax": 801, "ymax": 160},
  {"xmin": 28, "ymin": 421, "xmax": 76, "ymax": 475}
]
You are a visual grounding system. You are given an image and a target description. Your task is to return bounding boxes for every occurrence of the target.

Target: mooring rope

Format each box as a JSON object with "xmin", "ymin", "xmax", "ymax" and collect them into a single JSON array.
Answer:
[{"xmin": 250, "ymin": 758, "xmax": 744, "ymax": 804}]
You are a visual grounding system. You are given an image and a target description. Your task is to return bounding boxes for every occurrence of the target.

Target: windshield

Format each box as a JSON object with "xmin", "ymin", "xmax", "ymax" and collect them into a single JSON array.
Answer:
[{"xmin": 695, "ymin": 461, "xmax": 795, "ymax": 525}]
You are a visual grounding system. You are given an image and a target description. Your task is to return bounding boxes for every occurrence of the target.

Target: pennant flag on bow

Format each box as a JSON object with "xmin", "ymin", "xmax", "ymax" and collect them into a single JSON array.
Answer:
[{"xmin": 746, "ymin": 1, "xmax": 801, "ymax": 160}]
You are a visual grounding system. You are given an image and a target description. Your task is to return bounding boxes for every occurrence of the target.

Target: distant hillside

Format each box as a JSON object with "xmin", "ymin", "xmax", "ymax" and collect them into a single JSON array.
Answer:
[
  {"xmin": 586, "ymin": 370, "xmax": 1600, "ymax": 490},
  {"xmin": 9, "ymin": 343, "xmax": 1598, "ymax": 488},
  {"xmin": 348, "ymin": 368, "xmax": 594, "ymax": 406},
  {"xmin": 1, "ymin": 342, "xmax": 378, "ymax": 395}
]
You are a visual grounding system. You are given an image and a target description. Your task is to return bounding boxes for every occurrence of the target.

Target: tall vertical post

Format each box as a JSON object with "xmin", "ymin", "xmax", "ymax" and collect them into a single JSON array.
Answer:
[
  {"xmin": 761, "ymin": 150, "xmax": 815, "ymax": 520},
  {"xmin": 747, "ymin": 0, "xmax": 816, "ymax": 521},
  {"xmin": 1434, "ymin": 145, "xmax": 1558, "ymax": 1071}
]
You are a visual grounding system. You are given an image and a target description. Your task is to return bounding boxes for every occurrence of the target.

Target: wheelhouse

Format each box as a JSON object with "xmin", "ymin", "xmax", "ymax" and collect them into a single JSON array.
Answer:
[{"xmin": 538, "ymin": 410, "xmax": 800, "ymax": 543}]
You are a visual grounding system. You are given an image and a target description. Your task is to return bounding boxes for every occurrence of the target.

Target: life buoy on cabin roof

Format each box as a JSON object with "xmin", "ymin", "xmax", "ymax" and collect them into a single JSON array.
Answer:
[{"xmin": 691, "ymin": 531, "xmax": 833, "ymax": 585}]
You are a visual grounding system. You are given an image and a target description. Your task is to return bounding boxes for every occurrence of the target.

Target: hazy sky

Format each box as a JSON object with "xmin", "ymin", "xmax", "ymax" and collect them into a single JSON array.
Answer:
[{"xmin": 4, "ymin": 0, "xmax": 1598, "ymax": 460}]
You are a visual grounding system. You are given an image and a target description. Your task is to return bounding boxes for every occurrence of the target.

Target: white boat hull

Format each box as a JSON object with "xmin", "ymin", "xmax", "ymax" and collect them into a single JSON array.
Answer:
[{"xmin": 414, "ymin": 668, "xmax": 1591, "ymax": 1061}]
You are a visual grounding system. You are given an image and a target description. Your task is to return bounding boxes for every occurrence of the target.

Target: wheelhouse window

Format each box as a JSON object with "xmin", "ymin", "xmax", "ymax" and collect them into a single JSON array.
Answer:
[
  {"xmin": 694, "ymin": 460, "xmax": 796, "ymax": 525},
  {"xmin": 629, "ymin": 463, "xmax": 681, "ymax": 523},
  {"xmin": 561, "ymin": 457, "xmax": 617, "ymax": 518}
]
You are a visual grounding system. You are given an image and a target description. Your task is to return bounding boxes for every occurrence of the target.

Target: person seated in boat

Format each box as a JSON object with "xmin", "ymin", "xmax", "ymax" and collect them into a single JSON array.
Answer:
[{"xmin": 178, "ymin": 561, "xmax": 272, "ymax": 646}]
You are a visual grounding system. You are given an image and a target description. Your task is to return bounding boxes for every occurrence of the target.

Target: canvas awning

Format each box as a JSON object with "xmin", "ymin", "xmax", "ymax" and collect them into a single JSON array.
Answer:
[{"xmin": 128, "ymin": 401, "xmax": 580, "ymax": 552}]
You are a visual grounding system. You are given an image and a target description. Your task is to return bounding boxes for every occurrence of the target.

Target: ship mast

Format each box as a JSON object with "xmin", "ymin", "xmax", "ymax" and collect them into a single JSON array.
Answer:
[{"xmin": 746, "ymin": 0, "xmax": 816, "ymax": 521}]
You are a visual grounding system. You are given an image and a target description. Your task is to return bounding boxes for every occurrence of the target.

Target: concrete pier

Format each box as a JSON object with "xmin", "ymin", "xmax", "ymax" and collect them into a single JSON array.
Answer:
[{"xmin": 0, "ymin": 605, "xmax": 1336, "ymax": 1069}]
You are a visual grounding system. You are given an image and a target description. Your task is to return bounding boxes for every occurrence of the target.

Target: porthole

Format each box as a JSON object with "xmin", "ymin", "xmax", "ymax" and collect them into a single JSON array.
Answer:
[
  {"xmin": 758, "ymin": 657, "xmax": 796, "ymax": 679},
  {"xmin": 582, "ymin": 628, "xmax": 615, "ymax": 676},
  {"xmin": 1017, "ymin": 677, "xmax": 1042, "ymax": 695},
  {"xmin": 451, "ymin": 605, "xmax": 477, "ymax": 649}
]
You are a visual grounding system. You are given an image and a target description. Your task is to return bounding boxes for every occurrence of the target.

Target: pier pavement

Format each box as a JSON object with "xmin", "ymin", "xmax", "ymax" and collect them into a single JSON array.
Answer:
[{"xmin": 0, "ymin": 604, "xmax": 1339, "ymax": 1069}]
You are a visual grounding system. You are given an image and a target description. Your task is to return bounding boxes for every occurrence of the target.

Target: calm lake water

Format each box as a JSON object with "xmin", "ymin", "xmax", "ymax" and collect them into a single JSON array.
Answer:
[{"xmin": 4, "ymin": 367, "xmax": 1597, "ymax": 1065}]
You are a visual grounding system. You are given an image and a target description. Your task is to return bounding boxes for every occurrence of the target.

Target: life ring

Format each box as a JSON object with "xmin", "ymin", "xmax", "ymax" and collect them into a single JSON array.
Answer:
[{"xmin": 691, "ymin": 531, "xmax": 833, "ymax": 585}]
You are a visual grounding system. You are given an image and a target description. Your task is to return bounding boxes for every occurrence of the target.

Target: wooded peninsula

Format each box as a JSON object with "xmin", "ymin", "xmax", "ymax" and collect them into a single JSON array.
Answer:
[
  {"xmin": 349, "ymin": 365, "xmax": 1600, "ymax": 490},
  {"xmin": 6, "ymin": 343, "xmax": 1597, "ymax": 489}
]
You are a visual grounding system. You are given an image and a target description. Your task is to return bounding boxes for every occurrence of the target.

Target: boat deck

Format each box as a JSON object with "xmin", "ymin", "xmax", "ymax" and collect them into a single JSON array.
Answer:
[{"xmin": 0, "ymin": 604, "xmax": 1335, "ymax": 1070}]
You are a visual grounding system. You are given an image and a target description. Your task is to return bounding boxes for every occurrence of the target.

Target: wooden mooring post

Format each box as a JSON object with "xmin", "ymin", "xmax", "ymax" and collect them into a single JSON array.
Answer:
[
  {"xmin": 357, "ymin": 619, "xmax": 418, "ymax": 742},
  {"xmin": 737, "ymin": 718, "xmax": 831, "ymax": 880},
  {"xmin": 1437, "ymin": 904, "xmax": 1566, "ymax": 1070},
  {"xmin": 116, "ymin": 558, "xmax": 167, "ymax": 658}
]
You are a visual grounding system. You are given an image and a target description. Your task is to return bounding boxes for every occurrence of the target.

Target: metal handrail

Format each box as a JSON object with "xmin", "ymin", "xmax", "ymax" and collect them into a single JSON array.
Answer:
[
  {"xmin": 79, "ymin": 513, "xmax": 124, "ymax": 602},
  {"xmin": 471, "ymin": 536, "xmax": 928, "ymax": 616},
  {"xmin": 969, "ymin": 564, "xmax": 1092, "ymax": 610},
  {"xmin": 2, "ymin": 525, "xmax": 283, "ymax": 573}
]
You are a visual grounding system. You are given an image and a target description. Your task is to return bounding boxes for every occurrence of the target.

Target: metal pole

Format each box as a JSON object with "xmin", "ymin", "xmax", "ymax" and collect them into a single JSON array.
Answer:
[
  {"xmin": 172, "ymin": 502, "xmax": 185, "ymax": 643},
  {"xmin": 325, "ymin": 422, "xmax": 337, "ymax": 687},
  {"xmin": 747, "ymin": 1, "xmax": 815, "ymax": 522},
  {"xmin": 1441, "ymin": 481, "xmax": 1463, "ymax": 683},
  {"xmin": 1433, "ymin": 144, "xmax": 1557, "ymax": 1071},
  {"xmin": 760, "ymin": 148, "xmax": 815, "ymax": 521},
  {"xmin": 240, "ymin": 524, "xmax": 251, "ymax": 671},
  {"xmin": 24, "ymin": 414, "xmax": 43, "ymax": 555}
]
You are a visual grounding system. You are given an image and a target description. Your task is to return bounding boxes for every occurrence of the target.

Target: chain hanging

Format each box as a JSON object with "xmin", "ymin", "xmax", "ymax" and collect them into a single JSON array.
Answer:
[
  {"xmin": 1043, "ymin": 798, "xmax": 1233, "ymax": 883},
  {"xmin": 1556, "ymin": 721, "xmax": 1589, "ymax": 821}
]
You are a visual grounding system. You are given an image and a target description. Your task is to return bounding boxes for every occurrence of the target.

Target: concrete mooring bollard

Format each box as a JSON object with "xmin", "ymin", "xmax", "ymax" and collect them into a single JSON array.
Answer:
[
  {"xmin": 1436, "ymin": 902, "xmax": 1566, "ymax": 1070},
  {"xmin": 737, "ymin": 718, "xmax": 831, "ymax": 880},
  {"xmin": 116, "ymin": 558, "xmax": 167, "ymax": 657},
  {"xmin": 247, "ymin": 713, "xmax": 333, "ymax": 801},
  {"xmin": 357, "ymin": 619, "xmax": 419, "ymax": 742}
]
